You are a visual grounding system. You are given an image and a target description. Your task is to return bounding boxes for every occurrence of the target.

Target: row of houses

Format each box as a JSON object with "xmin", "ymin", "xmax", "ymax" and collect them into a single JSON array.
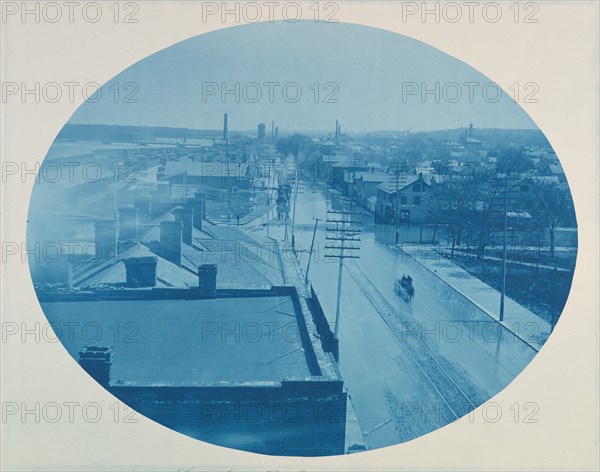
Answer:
[{"xmin": 327, "ymin": 154, "xmax": 567, "ymax": 225}]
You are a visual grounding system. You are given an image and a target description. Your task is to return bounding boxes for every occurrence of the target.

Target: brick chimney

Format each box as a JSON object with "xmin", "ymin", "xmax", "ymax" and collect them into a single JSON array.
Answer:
[
  {"xmin": 134, "ymin": 195, "xmax": 152, "ymax": 224},
  {"xmin": 198, "ymin": 264, "xmax": 217, "ymax": 298},
  {"xmin": 118, "ymin": 206, "xmax": 138, "ymax": 241},
  {"xmin": 160, "ymin": 221, "xmax": 182, "ymax": 266},
  {"xmin": 187, "ymin": 192, "xmax": 204, "ymax": 231},
  {"xmin": 123, "ymin": 256, "xmax": 157, "ymax": 287},
  {"xmin": 29, "ymin": 257, "xmax": 73, "ymax": 288},
  {"xmin": 173, "ymin": 206, "xmax": 193, "ymax": 246},
  {"xmin": 79, "ymin": 346, "xmax": 113, "ymax": 387},
  {"xmin": 94, "ymin": 219, "xmax": 116, "ymax": 259}
]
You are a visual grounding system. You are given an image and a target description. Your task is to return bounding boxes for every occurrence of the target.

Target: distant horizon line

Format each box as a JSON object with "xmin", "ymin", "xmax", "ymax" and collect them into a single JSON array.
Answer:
[{"xmin": 63, "ymin": 122, "xmax": 542, "ymax": 135}]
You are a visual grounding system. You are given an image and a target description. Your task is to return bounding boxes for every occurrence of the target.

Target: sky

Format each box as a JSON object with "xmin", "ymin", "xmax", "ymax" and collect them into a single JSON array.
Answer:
[{"xmin": 69, "ymin": 21, "xmax": 538, "ymax": 133}]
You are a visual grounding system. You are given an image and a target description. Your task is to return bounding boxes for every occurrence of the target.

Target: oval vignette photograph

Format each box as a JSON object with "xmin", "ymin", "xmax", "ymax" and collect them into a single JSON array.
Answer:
[{"xmin": 27, "ymin": 21, "xmax": 578, "ymax": 457}]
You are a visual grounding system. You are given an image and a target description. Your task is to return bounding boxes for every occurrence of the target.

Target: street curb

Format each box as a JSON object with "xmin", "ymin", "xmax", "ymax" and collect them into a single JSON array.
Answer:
[{"xmin": 399, "ymin": 246, "xmax": 544, "ymax": 353}]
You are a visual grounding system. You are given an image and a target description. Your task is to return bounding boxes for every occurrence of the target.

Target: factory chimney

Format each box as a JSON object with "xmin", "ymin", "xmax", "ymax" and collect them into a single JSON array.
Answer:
[{"xmin": 223, "ymin": 113, "xmax": 228, "ymax": 140}]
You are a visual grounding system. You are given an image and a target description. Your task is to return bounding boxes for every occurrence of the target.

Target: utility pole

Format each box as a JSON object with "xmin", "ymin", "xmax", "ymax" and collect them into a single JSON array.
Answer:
[
  {"xmin": 350, "ymin": 152, "xmax": 360, "ymax": 210},
  {"xmin": 325, "ymin": 210, "xmax": 362, "ymax": 340},
  {"xmin": 226, "ymin": 136, "xmax": 231, "ymax": 224},
  {"xmin": 304, "ymin": 218, "xmax": 320, "ymax": 285},
  {"xmin": 499, "ymin": 171, "xmax": 509, "ymax": 322},
  {"xmin": 419, "ymin": 174, "xmax": 424, "ymax": 245},
  {"xmin": 113, "ymin": 182, "xmax": 118, "ymax": 261},
  {"xmin": 394, "ymin": 161, "xmax": 404, "ymax": 245},
  {"xmin": 291, "ymin": 169, "xmax": 302, "ymax": 254},
  {"xmin": 491, "ymin": 167, "xmax": 536, "ymax": 323}
]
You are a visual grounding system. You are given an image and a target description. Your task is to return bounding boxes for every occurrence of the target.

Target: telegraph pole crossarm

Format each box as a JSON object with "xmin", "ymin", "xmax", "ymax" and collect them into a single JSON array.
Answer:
[{"xmin": 325, "ymin": 211, "xmax": 362, "ymax": 343}]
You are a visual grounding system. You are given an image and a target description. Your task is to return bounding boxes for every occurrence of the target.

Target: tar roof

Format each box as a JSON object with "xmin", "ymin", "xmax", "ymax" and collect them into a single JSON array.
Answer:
[{"xmin": 42, "ymin": 296, "xmax": 313, "ymax": 385}]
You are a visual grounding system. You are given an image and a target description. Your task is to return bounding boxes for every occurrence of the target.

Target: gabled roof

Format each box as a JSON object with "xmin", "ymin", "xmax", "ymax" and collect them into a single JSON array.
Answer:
[
  {"xmin": 182, "ymin": 225, "xmax": 284, "ymax": 288},
  {"xmin": 376, "ymin": 174, "xmax": 434, "ymax": 194},
  {"xmin": 73, "ymin": 243, "xmax": 198, "ymax": 288},
  {"xmin": 138, "ymin": 222, "xmax": 284, "ymax": 289}
]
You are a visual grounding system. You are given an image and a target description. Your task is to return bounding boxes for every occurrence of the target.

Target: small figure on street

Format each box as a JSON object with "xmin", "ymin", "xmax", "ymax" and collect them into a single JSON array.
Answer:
[{"xmin": 395, "ymin": 273, "xmax": 414, "ymax": 301}]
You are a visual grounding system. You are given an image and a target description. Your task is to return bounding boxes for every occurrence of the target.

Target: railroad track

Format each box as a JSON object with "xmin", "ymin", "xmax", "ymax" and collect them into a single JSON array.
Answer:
[{"xmin": 345, "ymin": 262, "xmax": 479, "ymax": 420}]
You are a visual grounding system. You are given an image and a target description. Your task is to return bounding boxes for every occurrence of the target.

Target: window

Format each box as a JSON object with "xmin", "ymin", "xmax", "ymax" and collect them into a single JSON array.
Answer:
[
  {"xmin": 414, "ymin": 196, "xmax": 421, "ymax": 204},
  {"xmin": 400, "ymin": 196, "xmax": 407, "ymax": 204}
]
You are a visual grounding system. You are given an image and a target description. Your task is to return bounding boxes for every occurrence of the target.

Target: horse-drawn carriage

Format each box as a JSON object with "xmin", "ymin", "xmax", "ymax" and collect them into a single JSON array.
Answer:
[{"xmin": 395, "ymin": 274, "xmax": 414, "ymax": 301}]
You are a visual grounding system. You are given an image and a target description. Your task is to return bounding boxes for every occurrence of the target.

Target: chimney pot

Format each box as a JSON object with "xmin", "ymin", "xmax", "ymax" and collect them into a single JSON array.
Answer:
[
  {"xmin": 198, "ymin": 264, "xmax": 217, "ymax": 298},
  {"xmin": 123, "ymin": 256, "xmax": 158, "ymax": 287}
]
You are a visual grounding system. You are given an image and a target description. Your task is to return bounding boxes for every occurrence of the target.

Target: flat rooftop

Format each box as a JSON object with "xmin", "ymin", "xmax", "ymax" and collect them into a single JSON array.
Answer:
[{"xmin": 42, "ymin": 295, "xmax": 315, "ymax": 385}]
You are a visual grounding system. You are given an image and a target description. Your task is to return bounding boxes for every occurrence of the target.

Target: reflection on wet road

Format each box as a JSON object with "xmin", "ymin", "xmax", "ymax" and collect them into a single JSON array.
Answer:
[{"xmin": 271, "ymin": 182, "xmax": 537, "ymax": 448}]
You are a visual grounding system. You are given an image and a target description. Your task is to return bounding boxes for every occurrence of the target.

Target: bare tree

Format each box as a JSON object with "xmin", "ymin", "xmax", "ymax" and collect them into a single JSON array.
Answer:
[{"xmin": 529, "ymin": 180, "xmax": 571, "ymax": 258}]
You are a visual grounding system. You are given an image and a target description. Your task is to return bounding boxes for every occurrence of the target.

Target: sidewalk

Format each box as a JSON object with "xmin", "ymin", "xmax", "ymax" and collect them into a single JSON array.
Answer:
[{"xmin": 404, "ymin": 245, "xmax": 551, "ymax": 351}]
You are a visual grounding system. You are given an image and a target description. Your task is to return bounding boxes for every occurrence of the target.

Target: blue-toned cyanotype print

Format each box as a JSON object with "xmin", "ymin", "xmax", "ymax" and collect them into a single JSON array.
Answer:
[{"xmin": 27, "ymin": 22, "xmax": 577, "ymax": 456}]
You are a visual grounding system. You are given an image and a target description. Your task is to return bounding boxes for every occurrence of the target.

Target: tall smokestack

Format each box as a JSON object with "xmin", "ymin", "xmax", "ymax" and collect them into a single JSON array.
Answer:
[
  {"xmin": 271, "ymin": 120, "xmax": 275, "ymax": 138},
  {"xmin": 335, "ymin": 120, "xmax": 339, "ymax": 145},
  {"xmin": 275, "ymin": 126, "xmax": 278, "ymax": 138},
  {"xmin": 223, "ymin": 113, "xmax": 228, "ymax": 140}
]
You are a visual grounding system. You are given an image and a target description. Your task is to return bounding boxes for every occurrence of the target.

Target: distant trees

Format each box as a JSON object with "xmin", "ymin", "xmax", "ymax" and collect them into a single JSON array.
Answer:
[
  {"xmin": 425, "ymin": 180, "xmax": 472, "ymax": 252},
  {"xmin": 275, "ymin": 134, "xmax": 316, "ymax": 163},
  {"xmin": 495, "ymin": 146, "xmax": 534, "ymax": 175},
  {"xmin": 427, "ymin": 170, "xmax": 574, "ymax": 260},
  {"xmin": 527, "ymin": 180, "xmax": 572, "ymax": 258}
]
